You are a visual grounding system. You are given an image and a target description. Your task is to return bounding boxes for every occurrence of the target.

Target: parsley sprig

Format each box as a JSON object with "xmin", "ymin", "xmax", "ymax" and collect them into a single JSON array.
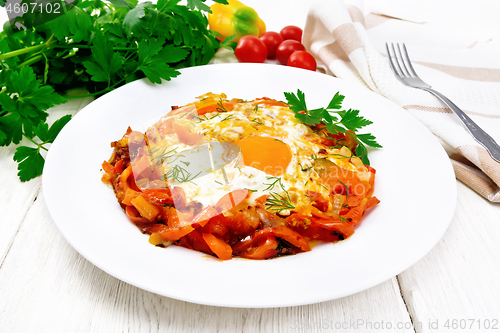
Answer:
[
  {"xmin": 0, "ymin": 0, "xmax": 229, "ymax": 182},
  {"xmin": 284, "ymin": 90, "xmax": 382, "ymax": 164},
  {"xmin": 13, "ymin": 114, "xmax": 71, "ymax": 181}
]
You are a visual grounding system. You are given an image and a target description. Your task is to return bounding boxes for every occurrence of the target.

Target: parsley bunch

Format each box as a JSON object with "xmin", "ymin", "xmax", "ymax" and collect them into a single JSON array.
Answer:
[
  {"xmin": 0, "ymin": 0, "xmax": 229, "ymax": 181},
  {"xmin": 284, "ymin": 90, "xmax": 382, "ymax": 164}
]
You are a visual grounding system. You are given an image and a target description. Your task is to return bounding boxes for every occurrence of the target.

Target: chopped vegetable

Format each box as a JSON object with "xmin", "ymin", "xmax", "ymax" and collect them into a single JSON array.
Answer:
[
  {"xmin": 208, "ymin": 0, "xmax": 266, "ymax": 42},
  {"xmin": 131, "ymin": 195, "xmax": 160, "ymax": 221},
  {"xmin": 202, "ymin": 233, "xmax": 232, "ymax": 260}
]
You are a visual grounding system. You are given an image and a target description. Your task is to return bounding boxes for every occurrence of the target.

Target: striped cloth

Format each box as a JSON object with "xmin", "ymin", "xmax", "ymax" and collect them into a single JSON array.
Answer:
[{"xmin": 303, "ymin": 0, "xmax": 500, "ymax": 202}]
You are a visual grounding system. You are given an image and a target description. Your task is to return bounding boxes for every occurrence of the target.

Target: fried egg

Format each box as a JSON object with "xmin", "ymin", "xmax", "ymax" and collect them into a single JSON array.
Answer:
[{"xmin": 144, "ymin": 93, "xmax": 372, "ymax": 217}]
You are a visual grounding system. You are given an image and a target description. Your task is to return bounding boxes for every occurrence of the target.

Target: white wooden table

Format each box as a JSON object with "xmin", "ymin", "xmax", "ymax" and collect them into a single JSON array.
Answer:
[{"xmin": 1, "ymin": 1, "xmax": 500, "ymax": 332}]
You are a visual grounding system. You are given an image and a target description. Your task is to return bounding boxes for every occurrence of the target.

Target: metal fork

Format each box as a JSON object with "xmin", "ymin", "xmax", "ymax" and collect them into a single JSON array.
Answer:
[{"xmin": 386, "ymin": 43, "xmax": 500, "ymax": 163}]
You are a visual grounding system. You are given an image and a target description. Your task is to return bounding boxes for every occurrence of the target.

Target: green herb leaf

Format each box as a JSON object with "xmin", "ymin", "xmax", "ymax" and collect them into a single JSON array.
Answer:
[
  {"xmin": 0, "ymin": 67, "xmax": 66, "ymax": 144},
  {"xmin": 32, "ymin": 121, "xmax": 49, "ymax": 143},
  {"xmin": 48, "ymin": 7, "xmax": 93, "ymax": 43},
  {"xmin": 285, "ymin": 89, "xmax": 382, "ymax": 164},
  {"xmin": 219, "ymin": 34, "xmax": 237, "ymax": 50},
  {"xmin": 325, "ymin": 122, "xmax": 345, "ymax": 134},
  {"xmin": 5, "ymin": 67, "xmax": 66, "ymax": 113},
  {"xmin": 82, "ymin": 32, "xmax": 124, "ymax": 83},
  {"xmin": 123, "ymin": 1, "xmax": 153, "ymax": 34},
  {"xmin": 357, "ymin": 133, "xmax": 382, "ymax": 148},
  {"xmin": 13, "ymin": 146, "xmax": 44, "ymax": 182},
  {"xmin": 355, "ymin": 143, "xmax": 369, "ymax": 165},
  {"xmin": 284, "ymin": 90, "xmax": 324, "ymax": 125},
  {"xmin": 46, "ymin": 114, "xmax": 72, "ymax": 143},
  {"xmin": 187, "ymin": 0, "xmax": 211, "ymax": 12},
  {"xmin": 326, "ymin": 92, "xmax": 344, "ymax": 110},
  {"xmin": 108, "ymin": 0, "xmax": 134, "ymax": 8},
  {"xmin": 339, "ymin": 109, "xmax": 373, "ymax": 132},
  {"xmin": 136, "ymin": 39, "xmax": 183, "ymax": 83},
  {"xmin": 265, "ymin": 191, "xmax": 295, "ymax": 213},
  {"xmin": 284, "ymin": 90, "xmax": 307, "ymax": 113},
  {"xmin": 157, "ymin": 0, "xmax": 180, "ymax": 12}
]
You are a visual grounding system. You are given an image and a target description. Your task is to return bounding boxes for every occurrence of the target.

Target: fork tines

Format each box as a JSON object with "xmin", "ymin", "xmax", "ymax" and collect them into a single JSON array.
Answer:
[{"xmin": 386, "ymin": 43, "xmax": 418, "ymax": 78}]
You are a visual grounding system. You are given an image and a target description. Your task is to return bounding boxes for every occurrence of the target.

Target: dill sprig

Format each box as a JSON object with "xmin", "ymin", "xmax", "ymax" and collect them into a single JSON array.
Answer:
[
  {"xmin": 337, "ymin": 180, "xmax": 350, "ymax": 197},
  {"xmin": 200, "ymin": 113, "xmax": 221, "ymax": 122},
  {"xmin": 329, "ymin": 153, "xmax": 351, "ymax": 159},
  {"xmin": 216, "ymin": 98, "xmax": 229, "ymax": 113},
  {"xmin": 150, "ymin": 147, "xmax": 178, "ymax": 165},
  {"xmin": 298, "ymin": 163, "xmax": 313, "ymax": 172},
  {"xmin": 220, "ymin": 114, "xmax": 233, "ymax": 122},
  {"xmin": 265, "ymin": 191, "xmax": 295, "ymax": 213},
  {"xmin": 164, "ymin": 164, "xmax": 201, "ymax": 184},
  {"xmin": 263, "ymin": 176, "xmax": 295, "ymax": 213},
  {"xmin": 263, "ymin": 176, "xmax": 286, "ymax": 192},
  {"xmin": 233, "ymin": 153, "xmax": 242, "ymax": 169}
]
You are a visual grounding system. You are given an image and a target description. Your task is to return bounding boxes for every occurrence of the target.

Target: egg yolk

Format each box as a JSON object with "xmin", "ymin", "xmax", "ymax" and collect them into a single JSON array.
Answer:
[{"xmin": 237, "ymin": 136, "xmax": 292, "ymax": 176}]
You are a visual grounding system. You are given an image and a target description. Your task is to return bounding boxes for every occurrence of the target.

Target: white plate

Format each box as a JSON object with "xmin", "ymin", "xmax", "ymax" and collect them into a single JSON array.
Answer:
[{"xmin": 43, "ymin": 63, "xmax": 456, "ymax": 308}]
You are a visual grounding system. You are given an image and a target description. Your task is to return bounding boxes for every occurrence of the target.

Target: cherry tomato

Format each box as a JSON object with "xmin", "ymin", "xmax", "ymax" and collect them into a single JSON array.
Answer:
[
  {"xmin": 259, "ymin": 31, "xmax": 283, "ymax": 59},
  {"xmin": 235, "ymin": 36, "xmax": 268, "ymax": 63},
  {"xmin": 280, "ymin": 25, "xmax": 303, "ymax": 42},
  {"xmin": 276, "ymin": 40, "xmax": 305, "ymax": 65},
  {"xmin": 287, "ymin": 51, "xmax": 317, "ymax": 71}
]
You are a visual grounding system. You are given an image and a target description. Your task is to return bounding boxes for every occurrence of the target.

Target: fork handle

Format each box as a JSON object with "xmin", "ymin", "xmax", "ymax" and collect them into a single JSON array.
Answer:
[{"xmin": 422, "ymin": 88, "xmax": 500, "ymax": 163}]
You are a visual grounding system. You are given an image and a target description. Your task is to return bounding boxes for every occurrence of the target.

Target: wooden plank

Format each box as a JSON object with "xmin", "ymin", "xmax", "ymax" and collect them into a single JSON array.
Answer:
[
  {"xmin": 398, "ymin": 181, "xmax": 500, "ymax": 333},
  {"xmin": 0, "ymin": 192, "xmax": 413, "ymax": 333},
  {"xmin": 0, "ymin": 98, "xmax": 91, "ymax": 264},
  {"xmin": 0, "ymin": 144, "xmax": 41, "ymax": 264}
]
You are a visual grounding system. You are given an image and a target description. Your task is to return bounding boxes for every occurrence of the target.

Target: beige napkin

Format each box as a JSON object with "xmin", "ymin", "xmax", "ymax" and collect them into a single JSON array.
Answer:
[{"xmin": 303, "ymin": 0, "xmax": 500, "ymax": 202}]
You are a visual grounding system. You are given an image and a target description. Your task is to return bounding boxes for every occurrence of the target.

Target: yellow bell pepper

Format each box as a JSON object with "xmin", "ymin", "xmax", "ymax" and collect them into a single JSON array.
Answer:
[{"xmin": 208, "ymin": 0, "xmax": 266, "ymax": 42}]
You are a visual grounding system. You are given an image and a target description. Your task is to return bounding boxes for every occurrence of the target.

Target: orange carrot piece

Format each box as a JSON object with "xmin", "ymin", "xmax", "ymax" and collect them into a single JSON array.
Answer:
[
  {"xmin": 253, "ymin": 99, "xmax": 288, "ymax": 107},
  {"xmin": 150, "ymin": 224, "xmax": 195, "ymax": 241},
  {"xmin": 114, "ymin": 159, "xmax": 125, "ymax": 174},
  {"xmin": 122, "ymin": 187, "xmax": 140, "ymax": 206},
  {"xmin": 202, "ymin": 233, "xmax": 232, "ymax": 260},
  {"xmin": 101, "ymin": 173, "xmax": 112, "ymax": 183},
  {"xmin": 214, "ymin": 189, "xmax": 249, "ymax": 213},
  {"xmin": 131, "ymin": 195, "xmax": 160, "ymax": 221},
  {"xmin": 162, "ymin": 226, "xmax": 195, "ymax": 241},
  {"xmin": 195, "ymin": 102, "xmax": 234, "ymax": 115},
  {"xmin": 172, "ymin": 122, "xmax": 203, "ymax": 145},
  {"xmin": 102, "ymin": 160, "xmax": 115, "ymax": 176},
  {"xmin": 191, "ymin": 206, "xmax": 218, "ymax": 227},
  {"xmin": 125, "ymin": 205, "xmax": 149, "ymax": 223},
  {"xmin": 119, "ymin": 165, "xmax": 133, "ymax": 191},
  {"xmin": 233, "ymin": 226, "xmax": 310, "ymax": 253}
]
